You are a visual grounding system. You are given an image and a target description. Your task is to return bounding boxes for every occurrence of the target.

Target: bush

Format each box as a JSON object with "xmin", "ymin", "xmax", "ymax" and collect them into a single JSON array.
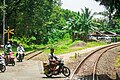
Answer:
[
  {"xmin": 60, "ymin": 45, "xmax": 68, "ymax": 49},
  {"xmin": 111, "ymin": 36, "xmax": 119, "ymax": 42},
  {"xmin": 117, "ymin": 37, "xmax": 120, "ymax": 42}
]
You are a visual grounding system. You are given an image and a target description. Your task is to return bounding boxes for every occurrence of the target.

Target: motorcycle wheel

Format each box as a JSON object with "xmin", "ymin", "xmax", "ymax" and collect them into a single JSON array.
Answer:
[
  {"xmin": 18, "ymin": 59, "xmax": 22, "ymax": 62},
  {"xmin": 62, "ymin": 66, "xmax": 70, "ymax": 77},
  {"xmin": 5, "ymin": 62, "xmax": 8, "ymax": 66},
  {"xmin": 5, "ymin": 58, "xmax": 8, "ymax": 66},
  {"xmin": 12, "ymin": 60, "xmax": 15, "ymax": 66},
  {"xmin": 0, "ymin": 65, "xmax": 6, "ymax": 72},
  {"xmin": 44, "ymin": 69, "xmax": 52, "ymax": 77},
  {"xmin": 45, "ymin": 73, "xmax": 52, "ymax": 77}
]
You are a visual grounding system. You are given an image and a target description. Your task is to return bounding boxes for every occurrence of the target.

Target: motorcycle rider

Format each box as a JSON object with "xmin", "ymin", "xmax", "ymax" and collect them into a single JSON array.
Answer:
[
  {"xmin": 48, "ymin": 48, "xmax": 58, "ymax": 70},
  {"xmin": 16, "ymin": 43, "xmax": 25, "ymax": 58},
  {"xmin": 43, "ymin": 48, "xmax": 70, "ymax": 77},
  {"xmin": 4, "ymin": 43, "xmax": 12, "ymax": 64},
  {"xmin": 49, "ymin": 48, "xmax": 58, "ymax": 60},
  {"xmin": 4, "ymin": 41, "xmax": 12, "ymax": 55}
]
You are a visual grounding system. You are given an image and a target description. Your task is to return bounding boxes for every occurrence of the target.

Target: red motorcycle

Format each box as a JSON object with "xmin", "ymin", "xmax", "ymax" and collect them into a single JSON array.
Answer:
[{"xmin": 5, "ymin": 52, "xmax": 15, "ymax": 66}]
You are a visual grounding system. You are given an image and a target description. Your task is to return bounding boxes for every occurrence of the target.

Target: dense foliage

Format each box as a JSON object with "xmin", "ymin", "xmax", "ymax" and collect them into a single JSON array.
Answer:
[
  {"xmin": 94, "ymin": 0, "xmax": 120, "ymax": 33},
  {"xmin": 65, "ymin": 7, "xmax": 95, "ymax": 41},
  {"xmin": 0, "ymin": 0, "xmax": 120, "ymax": 45}
]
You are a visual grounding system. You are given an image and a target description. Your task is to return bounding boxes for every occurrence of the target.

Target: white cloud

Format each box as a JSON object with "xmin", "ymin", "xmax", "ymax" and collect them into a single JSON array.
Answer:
[{"xmin": 61, "ymin": 0, "xmax": 105, "ymax": 13}]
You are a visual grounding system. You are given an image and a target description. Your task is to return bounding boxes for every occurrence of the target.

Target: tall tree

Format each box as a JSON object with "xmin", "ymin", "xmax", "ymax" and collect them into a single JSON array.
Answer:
[
  {"xmin": 66, "ymin": 8, "xmax": 94, "ymax": 41},
  {"xmin": 95, "ymin": 0, "xmax": 120, "ymax": 31}
]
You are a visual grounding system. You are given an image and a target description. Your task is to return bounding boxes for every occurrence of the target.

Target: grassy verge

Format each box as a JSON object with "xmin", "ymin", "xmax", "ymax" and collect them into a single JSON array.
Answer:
[
  {"xmin": 117, "ymin": 51, "xmax": 120, "ymax": 67},
  {"xmin": 43, "ymin": 40, "xmax": 107, "ymax": 55},
  {"xmin": 0, "ymin": 39, "xmax": 107, "ymax": 55}
]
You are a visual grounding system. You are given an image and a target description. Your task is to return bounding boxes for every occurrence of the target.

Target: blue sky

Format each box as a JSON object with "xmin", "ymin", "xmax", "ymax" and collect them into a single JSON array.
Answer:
[{"xmin": 61, "ymin": 0, "xmax": 105, "ymax": 13}]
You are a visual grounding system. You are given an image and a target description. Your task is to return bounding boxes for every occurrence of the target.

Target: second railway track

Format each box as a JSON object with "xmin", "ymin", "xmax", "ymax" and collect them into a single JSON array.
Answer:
[
  {"xmin": 24, "ymin": 49, "xmax": 43, "ymax": 60},
  {"xmin": 70, "ymin": 43, "xmax": 120, "ymax": 80}
]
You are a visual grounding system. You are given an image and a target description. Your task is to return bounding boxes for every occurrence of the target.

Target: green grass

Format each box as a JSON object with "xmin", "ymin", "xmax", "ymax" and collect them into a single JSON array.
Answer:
[
  {"xmin": 44, "ymin": 40, "xmax": 107, "ymax": 55},
  {"xmin": 0, "ymin": 39, "xmax": 107, "ymax": 56},
  {"xmin": 117, "ymin": 51, "xmax": 120, "ymax": 67}
]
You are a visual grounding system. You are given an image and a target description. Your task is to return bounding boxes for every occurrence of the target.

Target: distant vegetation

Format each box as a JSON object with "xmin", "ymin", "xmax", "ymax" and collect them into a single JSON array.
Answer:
[
  {"xmin": 0, "ymin": 0, "xmax": 119, "ymax": 50},
  {"xmin": 43, "ymin": 39, "xmax": 107, "ymax": 54}
]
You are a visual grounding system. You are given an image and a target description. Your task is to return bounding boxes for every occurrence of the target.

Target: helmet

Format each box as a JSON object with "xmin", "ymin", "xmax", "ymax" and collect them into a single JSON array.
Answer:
[
  {"xmin": 7, "ymin": 44, "xmax": 11, "ymax": 48},
  {"xmin": 7, "ymin": 41, "xmax": 10, "ymax": 44}
]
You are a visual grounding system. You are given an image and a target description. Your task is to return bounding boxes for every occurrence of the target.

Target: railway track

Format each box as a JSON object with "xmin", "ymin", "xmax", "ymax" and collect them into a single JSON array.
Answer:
[
  {"xmin": 70, "ymin": 43, "xmax": 120, "ymax": 80},
  {"xmin": 25, "ymin": 47, "xmax": 46, "ymax": 56},
  {"xmin": 24, "ymin": 44, "xmax": 60, "ymax": 60},
  {"xmin": 24, "ymin": 48, "xmax": 45, "ymax": 60},
  {"xmin": 25, "ymin": 51, "xmax": 43, "ymax": 60}
]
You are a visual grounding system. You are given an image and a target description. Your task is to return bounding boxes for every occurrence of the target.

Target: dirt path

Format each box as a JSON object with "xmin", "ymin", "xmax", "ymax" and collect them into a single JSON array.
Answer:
[{"xmin": 57, "ymin": 46, "xmax": 103, "ymax": 62}]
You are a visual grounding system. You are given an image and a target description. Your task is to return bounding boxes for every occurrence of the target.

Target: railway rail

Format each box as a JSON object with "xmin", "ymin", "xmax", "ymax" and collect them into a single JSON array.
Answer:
[
  {"xmin": 24, "ymin": 44, "xmax": 59, "ymax": 60},
  {"xmin": 25, "ymin": 51, "xmax": 43, "ymax": 60},
  {"xmin": 70, "ymin": 43, "xmax": 120, "ymax": 80},
  {"xmin": 24, "ymin": 48, "xmax": 45, "ymax": 60}
]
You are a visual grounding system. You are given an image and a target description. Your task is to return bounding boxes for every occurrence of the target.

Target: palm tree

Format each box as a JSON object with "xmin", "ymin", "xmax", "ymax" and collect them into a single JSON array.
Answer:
[
  {"xmin": 66, "ymin": 7, "xmax": 95, "ymax": 41},
  {"xmin": 79, "ymin": 7, "xmax": 94, "ymax": 41}
]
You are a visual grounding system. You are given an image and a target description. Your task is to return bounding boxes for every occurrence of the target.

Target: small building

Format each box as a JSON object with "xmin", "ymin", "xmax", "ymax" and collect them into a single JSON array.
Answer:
[{"xmin": 89, "ymin": 31, "xmax": 117, "ymax": 43}]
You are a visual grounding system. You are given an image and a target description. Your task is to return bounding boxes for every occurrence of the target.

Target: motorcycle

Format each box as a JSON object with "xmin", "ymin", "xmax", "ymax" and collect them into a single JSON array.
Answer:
[
  {"xmin": 0, "ymin": 56, "xmax": 6, "ymax": 72},
  {"xmin": 5, "ymin": 52, "xmax": 15, "ymax": 66},
  {"xmin": 43, "ymin": 58, "xmax": 70, "ymax": 77},
  {"xmin": 16, "ymin": 50, "xmax": 24, "ymax": 62}
]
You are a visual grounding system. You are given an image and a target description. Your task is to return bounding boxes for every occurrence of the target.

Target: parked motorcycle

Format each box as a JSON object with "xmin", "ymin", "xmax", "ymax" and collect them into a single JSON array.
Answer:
[
  {"xmin": 5, "ymin": 52, "xmax": 15, "ymax": 66},
  {"xmin": 0, "ymin": 56, "xmax": 6, "ymax": 72},
  {"xmin": 43, "ymin": 58, "xmax": 70, "ymax": 77},
  {"xmin": 16, "ymin": 51, "xmax": 24, "ymax": 62}
]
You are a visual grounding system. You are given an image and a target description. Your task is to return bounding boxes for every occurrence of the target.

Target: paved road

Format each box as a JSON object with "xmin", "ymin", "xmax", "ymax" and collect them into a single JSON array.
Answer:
[{"xmin": 0, "ymin": 60, "xmax": 67, "ymax": 80}]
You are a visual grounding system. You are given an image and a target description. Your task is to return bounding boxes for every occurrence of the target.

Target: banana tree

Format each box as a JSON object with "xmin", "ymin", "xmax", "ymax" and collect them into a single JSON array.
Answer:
[
  {"xmin": 65, "ymin": 7, "xmax": 95, "ymax": 41},
  {"xmin": 79, "ymin": 7, "xmax": 94, "ymax": 41}
]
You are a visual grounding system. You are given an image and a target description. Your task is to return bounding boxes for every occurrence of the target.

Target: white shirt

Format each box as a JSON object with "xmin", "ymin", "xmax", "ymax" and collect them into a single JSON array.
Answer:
[{"xmin": 17, "ymin": 46, "xmax": 25, "ymax": 52}]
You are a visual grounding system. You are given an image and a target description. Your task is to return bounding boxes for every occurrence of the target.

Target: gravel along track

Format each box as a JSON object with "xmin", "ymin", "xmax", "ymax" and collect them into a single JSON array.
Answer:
[{"xmin": 70, "ymin": 43, "xmax": 120, "ymax": 80}]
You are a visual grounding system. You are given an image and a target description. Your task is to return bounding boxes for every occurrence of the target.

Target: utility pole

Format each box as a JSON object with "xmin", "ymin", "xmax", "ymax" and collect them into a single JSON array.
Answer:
[{"xmin": 3, "ymin": 0, "xmax": 5, "ymax": 46}]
